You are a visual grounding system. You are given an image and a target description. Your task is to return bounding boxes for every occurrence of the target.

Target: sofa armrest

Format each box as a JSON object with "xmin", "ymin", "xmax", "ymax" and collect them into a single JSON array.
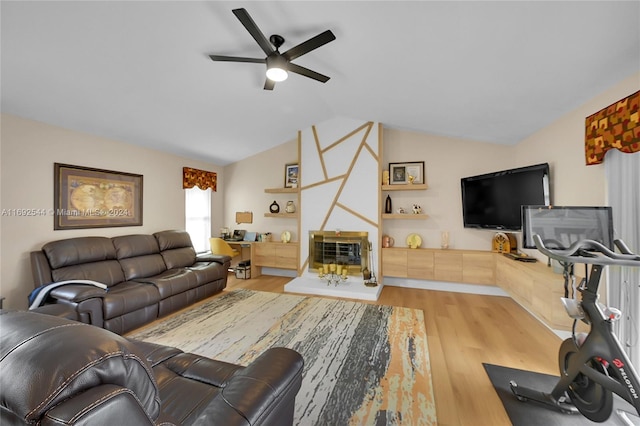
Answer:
[
  {"xmin": 41, "ymin": 384, "xmax": 158, "ymax": 426},
  {"xmin": 193, "ymin": 347, "xmax": 304, "ymax": 426},
  {"xmin": 196, "ymin": 253, "xmax": 231, "ymax": 265},
  {"xmin": 48, "ymin": 284, "xmax": 107, "ymax": 303}
]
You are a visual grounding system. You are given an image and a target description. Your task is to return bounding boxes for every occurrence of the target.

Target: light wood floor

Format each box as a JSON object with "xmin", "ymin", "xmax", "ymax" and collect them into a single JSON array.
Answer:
[{"xmin": 225, "ymin": 274, "xmax": 562, "ymax": 426}]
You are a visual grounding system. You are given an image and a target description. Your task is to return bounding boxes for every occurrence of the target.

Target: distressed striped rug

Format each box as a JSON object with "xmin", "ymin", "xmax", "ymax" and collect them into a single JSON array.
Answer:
[{"xmin": 127, "ymin": 289, "xmax": 437, "ymax": 425}]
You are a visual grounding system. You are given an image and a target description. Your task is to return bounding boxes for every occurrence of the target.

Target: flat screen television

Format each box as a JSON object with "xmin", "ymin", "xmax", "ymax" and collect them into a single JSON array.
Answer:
[
  {"xmin": 522, "ymin": 205, "xmax": 614, "ymax": 250},
  {"xmin": 461, "ymin": 163, "xmax": 550, "ymax": 231}
]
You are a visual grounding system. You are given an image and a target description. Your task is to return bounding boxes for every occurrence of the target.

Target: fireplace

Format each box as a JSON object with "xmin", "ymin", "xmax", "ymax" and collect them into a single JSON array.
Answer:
[{"xmin": 308, "ymin": 231, "xmax": 369, "ymax": 275}]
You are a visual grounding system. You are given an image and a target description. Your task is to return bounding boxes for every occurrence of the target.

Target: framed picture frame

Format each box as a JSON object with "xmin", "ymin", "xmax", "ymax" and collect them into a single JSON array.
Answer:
[
  {"xmin": 284, "ymin": 163, "xmax": 299, "ymax": 188},
  {"xmin": 389, "ymin": 161, "xmax": 425, "ymax": 185},
  {"xmin": 54, "ymin": 163, "xmax": 143, "ymax": 230}
]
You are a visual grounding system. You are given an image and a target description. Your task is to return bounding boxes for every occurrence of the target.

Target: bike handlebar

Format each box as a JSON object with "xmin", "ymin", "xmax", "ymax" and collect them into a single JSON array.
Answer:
[{"xmin": 533, "ymin": 234, "xmax": 640, "ymax": 267}]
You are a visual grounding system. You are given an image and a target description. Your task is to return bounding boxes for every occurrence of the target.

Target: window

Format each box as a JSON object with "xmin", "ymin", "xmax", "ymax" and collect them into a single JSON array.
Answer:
[
  {"xmin": 605, "ymin": 149, "xmax": 640, "ymax": 368},
  {"xmin": 185, "ymin": 187, "xmax": 211, "ymax": 253}
]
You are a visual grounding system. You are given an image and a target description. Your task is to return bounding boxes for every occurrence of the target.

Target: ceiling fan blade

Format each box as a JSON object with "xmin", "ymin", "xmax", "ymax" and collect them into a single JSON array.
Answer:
[
  {"xmin": 232, "ymin": 8, "xmax": 274, "ymax": 56},
  {"xmin": 288, "ymin": 63, "xmax": 330, "ymax": 83},
  {"xmin": 209, "ymin": 55, "xmax": 265, "ymax": 63},
  {"xmin": 263, "ymin": 78, "xmax": 275, "ymax": 91},
  {"xmin": 282, "ymin": 30, "xmax": 336, "ymax": 61}
]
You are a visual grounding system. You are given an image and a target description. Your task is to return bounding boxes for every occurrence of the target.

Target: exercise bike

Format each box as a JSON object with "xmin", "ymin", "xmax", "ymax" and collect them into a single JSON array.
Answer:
[{"xmin": 509, "ymin": 234, "xmax": 640, "ymax": 423}]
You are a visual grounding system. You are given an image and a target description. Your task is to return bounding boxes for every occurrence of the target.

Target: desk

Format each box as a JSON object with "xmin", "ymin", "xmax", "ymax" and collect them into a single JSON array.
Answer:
[{"xmin": 227, "ymin": 241, "xmax": 299, "ymax": 278}]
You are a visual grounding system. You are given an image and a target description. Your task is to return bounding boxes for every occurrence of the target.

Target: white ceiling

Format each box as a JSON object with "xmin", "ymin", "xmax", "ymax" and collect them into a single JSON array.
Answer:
[{"xmin": 2, "ymin": 1, "xmax": 639, "ymax": 166}]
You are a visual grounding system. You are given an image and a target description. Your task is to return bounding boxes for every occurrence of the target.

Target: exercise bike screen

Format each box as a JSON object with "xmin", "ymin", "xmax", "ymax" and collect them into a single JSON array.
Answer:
[{"xmin": 522, "ymin": 206, "xmax": 614, "ymax": 250}]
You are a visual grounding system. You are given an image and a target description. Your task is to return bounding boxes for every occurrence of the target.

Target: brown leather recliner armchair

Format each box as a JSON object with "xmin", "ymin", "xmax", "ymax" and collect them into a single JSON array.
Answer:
[{"xmin": 0, "ymin": 311, "xmax": 304, "ymax": 425}]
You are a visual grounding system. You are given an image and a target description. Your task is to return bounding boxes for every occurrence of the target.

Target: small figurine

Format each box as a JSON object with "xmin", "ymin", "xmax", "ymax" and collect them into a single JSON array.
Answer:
[
  {"xmin": 408, "ymin": 175, "xmax": 415, "ymax": 184},
  {"xmin": 396, "ymin": 207, "xmax": 406, "ymax": 214},
  {"xmin": 412, "ymin": 204, "xmax": 422, "ymax": 214}
]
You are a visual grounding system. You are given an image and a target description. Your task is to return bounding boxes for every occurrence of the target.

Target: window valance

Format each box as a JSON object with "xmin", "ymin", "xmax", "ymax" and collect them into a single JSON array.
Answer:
[
  {"xmin": 183, "ymin": 167, "xmax": 217, "ymax": 191},
  {"xmin": 585, "ymin": 90, "xmax": 639, "ymax": 165}
]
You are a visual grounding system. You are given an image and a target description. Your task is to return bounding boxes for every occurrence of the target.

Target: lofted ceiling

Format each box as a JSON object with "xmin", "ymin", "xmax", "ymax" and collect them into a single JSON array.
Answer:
[{"xmin": 1, "ymin": 1, "xmax": 639, "ymax": 166}]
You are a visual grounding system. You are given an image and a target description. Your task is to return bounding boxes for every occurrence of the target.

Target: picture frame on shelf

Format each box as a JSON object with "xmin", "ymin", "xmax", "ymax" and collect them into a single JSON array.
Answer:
[
  {"xmin": 54, "ymin": 163, "xmax": 143, "ymax": 230},
  {"xmin": 389, "ymin": 161, "xmax": 425, "ymax": 185},
  {"xmin": 284, "ymin": 163, "xmax": 299, "ymax": 188}
]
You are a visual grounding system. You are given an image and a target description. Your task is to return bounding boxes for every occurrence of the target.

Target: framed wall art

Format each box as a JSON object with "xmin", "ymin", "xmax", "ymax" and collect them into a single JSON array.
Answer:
[
  {"xmin": 284, "ymin": 163, "xmax": 299, "ymax": 188},
  {"xmin": 54, "ymin": 163, "xmax": 143, "ymax": 230},
  {"xmin": 389, "ymin": 161, "xmax": 425, "ymax": 185}
]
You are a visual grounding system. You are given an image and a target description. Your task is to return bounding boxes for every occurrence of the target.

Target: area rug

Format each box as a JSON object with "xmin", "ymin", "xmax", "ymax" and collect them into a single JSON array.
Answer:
[
  {"xmin": 128, "ymin": 289, "xmax": 436, "ymax": 425},
  {"xmin": 484, "ymin": 363, "xmax": 639, "ymax": 426}
]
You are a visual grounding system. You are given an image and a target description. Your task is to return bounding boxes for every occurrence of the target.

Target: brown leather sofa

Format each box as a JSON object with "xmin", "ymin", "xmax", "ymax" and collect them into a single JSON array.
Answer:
[
  {"xmin": 0, "ymin": 310, "xmax": 304, "ymax": 425},
  {"xmin": 30, "ymin": 230, "xmax": 230, "ymax": 334}
]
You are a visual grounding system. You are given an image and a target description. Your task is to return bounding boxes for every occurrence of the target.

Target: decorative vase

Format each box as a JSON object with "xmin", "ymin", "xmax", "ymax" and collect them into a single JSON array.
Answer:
[
  {"xmin": 269, "ymin": 200, "xmax": 280, "ymax": 213},
  {"xmin": 285, "ymin": 201, "xmax": 296, "ymax": 213},
  {"xmin": 382, "ymin": 235, "xmax": 395, "ymax": 248},
  {"xmin": 385, "ymin": 195, "xmax": 392, "ymax": 214}
]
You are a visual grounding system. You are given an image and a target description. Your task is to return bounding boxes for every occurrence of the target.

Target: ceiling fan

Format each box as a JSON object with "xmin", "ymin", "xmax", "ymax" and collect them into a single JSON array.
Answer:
[{"xmin": 209, "ymin": 8, "xmax": 336, "ymax": 90}]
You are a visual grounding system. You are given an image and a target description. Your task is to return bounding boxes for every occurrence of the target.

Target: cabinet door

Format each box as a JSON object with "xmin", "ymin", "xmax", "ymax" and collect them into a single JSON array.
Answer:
[
  {"xmin": 462, "ymin": 252, "xmax": 495, "ymax": 285},
  {"xmin": 434, "ymin": 252, "xmax": 463, "ymax": 282},
  {"xmin": 407, "ymin": 250, "xmax": 434, "ymax": 279},
  {"xmin": 275, "ymin": 244, "xmax": 298, "ymax": 270},
  {"xmin": 382, "ymin": 249, "xmax": 408, "ymax": 277},
  {"xmin": 253, "ymin": 244, "xmax": 276, "ymax": 267}
]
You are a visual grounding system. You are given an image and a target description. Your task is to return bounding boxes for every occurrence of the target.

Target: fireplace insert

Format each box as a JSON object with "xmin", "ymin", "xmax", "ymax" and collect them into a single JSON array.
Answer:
[{"xmin": 308, "ymin": 231, "xmax": 369, "ymax": 275}]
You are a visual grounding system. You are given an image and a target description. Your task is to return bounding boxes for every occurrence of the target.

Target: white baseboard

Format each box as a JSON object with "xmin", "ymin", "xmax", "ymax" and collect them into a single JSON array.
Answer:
[{"xmin": 382, "ymin": 277, "xmax": 509, "ymax": 296}]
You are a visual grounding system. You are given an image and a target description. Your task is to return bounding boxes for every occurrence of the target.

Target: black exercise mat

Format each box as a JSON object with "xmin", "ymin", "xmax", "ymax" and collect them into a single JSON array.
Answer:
[{"xmin": 483, "ymin": 363, "xmax": 639, "ymax": 426}]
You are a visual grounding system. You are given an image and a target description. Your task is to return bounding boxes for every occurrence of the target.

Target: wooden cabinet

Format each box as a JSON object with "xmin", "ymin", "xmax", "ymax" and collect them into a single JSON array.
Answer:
[
  {"xmin": 253, "ymin": 242, "xmax": 298, "ymax": 270},
  {"xmin": 382, "ymin": 248, "xmax": 494, "ymax": 286},
  {"xmin": 434, "ymin": 251, "xmax": 463, "ymax": 282},
  {"xmin": 381, "ymin": 249, "xmax": 408, "ymax": 277},
  {"xmin": 495, "ymin": 255, "xmax": 578, "ymax": 331},
  {"xmin": 408, "ymin": 250, "xmax": 434, "ymax": 279},
  {"xmin": 462, "ymin": 252, "xmax": 495, "ymax": 285}
]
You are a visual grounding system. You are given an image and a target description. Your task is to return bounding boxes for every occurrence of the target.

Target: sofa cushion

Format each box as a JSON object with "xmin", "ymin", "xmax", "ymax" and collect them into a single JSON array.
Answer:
[
  {"xmin": 134, "ymin": 269, "xmax": 198, "ymax": 298},
  {"xmin": 189, "ymin": 261, "xmax": 227, "ymax": 285},
  {"xmin": 154, "ymin": 230, "xmax": 193, "ymax": 251},
  {"xmin": 51, "ymin": 260, "xmax": 125, "ymax": 287},
  {"xmin": 162, "ymin": 247, "xmax": 197, "ymax": 269},
  {"xmin": 102, "ymin": 282, "xmax": 161, "ymax": 320},
  {"xmin": 155, "ymin": 230, "xmax": 197, "ymax": 269},
  {"xmin": 42, "ymin": 237, "xmax": 116, "ymax": 269},
  {"xmin": 112, "ymin": 235, "xmax": 160, "ymax": 258},
  {"xmin": 113, "ymin": 235, "xmax": 166, "ymax": 280}
]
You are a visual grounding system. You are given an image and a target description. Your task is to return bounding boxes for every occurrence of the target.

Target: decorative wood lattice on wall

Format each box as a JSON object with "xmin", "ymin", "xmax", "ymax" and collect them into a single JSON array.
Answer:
[{"xmin": 299, "ymin": 119, "xmax": 381, "ymax": 275}]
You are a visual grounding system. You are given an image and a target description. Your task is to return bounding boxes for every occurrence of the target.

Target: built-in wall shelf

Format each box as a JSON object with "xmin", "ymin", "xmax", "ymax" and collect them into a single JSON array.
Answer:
[
  {"xmin": 382, "ymin": 213, "xmax": 429, "ymax": 220},
  {"xmin": 381, "ymin": 184, "xmax": 428, "ymax": 191},
  {"xmin": 264, "ymin": 187, "xmax": 299, "ymax": 194},
  {"xmin": 264, "ymin": 213, "xmax": 298, "ymax": 218}
]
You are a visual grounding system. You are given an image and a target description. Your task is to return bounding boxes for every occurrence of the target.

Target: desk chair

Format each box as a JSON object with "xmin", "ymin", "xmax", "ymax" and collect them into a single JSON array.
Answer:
[{"xmin": 209, "ymin": 237, "xmax": 240, "ymax": 258}]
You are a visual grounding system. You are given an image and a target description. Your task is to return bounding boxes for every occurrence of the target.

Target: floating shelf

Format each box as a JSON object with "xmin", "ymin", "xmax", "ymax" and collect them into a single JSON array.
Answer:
[
  {"xmin": 381, "ymin": 184, "xmax": 428, "ymax": 191},
  {"xmin": 382, "ymin": 213, "xmax": 429, "ymax": 220},
  {"xmin": 264, "ymin": 213, "xmax": 298, "ymax": 218},
  {"xmin": 264, "ymin": 187, "xmax": 299, "ymax": 194}
]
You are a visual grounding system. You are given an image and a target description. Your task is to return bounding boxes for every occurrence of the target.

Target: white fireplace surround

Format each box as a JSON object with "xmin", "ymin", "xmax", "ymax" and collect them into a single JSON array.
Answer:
[{"xmin": 284, "ymin": 118, "xmax": 383, "ymax": 301}]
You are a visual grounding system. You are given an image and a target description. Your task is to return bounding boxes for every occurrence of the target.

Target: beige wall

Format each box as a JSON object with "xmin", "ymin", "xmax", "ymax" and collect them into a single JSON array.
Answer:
[
  {"xmin": 515, "ymin": 72, "xmax": 639, "ymax": 258},
  {"xmin": 222, "ymin": 138, "xmax": 299, "ymax": 241},
  {"xmin": 381, "ymin": 130, "xmax": 515, "ymax": 251},
  {"xmin": 0, "ymin": 114, "xmax": 224, "ymax": 309}
]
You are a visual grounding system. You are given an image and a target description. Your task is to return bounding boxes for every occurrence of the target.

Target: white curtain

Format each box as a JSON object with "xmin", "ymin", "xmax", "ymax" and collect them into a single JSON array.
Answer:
[
  {"xmin": 605, "ymin": 149, "xmax": 640, "ymax": 368},
  {"xmin": 185, "ymin": 187, "xmax": 211, "ymax": 253}
]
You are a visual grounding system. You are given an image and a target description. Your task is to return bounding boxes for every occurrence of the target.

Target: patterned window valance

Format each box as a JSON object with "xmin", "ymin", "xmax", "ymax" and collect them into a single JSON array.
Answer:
[
  {"xmin": 183, "ymin": 167, "xmax": 217, "ymax": 191},
  {"xmin": 585, "ymin": 90, "xmax": 640, "ymax": 165}
]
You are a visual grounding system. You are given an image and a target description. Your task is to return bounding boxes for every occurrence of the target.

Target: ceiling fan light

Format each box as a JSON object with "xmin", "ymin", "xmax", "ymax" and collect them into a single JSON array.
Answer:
[
  {"xmin": 266, "ymin": 55, "xmax": 288, "ymax": 82},
  {"xmin": 266, "ymin": 66, "xmax": 288, "ymax": 82}
]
